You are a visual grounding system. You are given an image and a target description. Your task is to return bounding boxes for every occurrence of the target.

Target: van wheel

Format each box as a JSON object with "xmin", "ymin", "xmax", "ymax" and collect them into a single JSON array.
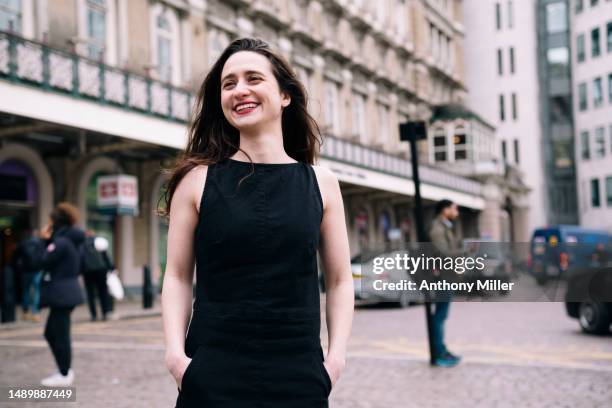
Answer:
[{"xmin": 579, "ymin": 300, "xmax": 610, "ymax": 335}]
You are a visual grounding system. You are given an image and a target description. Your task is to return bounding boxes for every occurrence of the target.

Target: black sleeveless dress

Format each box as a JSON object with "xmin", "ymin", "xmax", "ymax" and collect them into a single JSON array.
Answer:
[{"xmin": 175, "ymin": 158, "xmax": 331, "ymax": 408}]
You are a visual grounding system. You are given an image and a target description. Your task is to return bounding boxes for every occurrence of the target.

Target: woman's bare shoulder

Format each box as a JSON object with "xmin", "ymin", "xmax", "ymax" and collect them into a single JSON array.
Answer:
[
  {"xmin": 311, "ymin": 165, "xmax": 340, "ymax": 210},
  {"xmin": 175, "ymin": 164, "xmax": 209, "ymax": 214}
]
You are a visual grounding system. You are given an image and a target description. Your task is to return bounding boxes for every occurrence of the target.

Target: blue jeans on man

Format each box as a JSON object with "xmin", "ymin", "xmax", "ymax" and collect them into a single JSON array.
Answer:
[
  {"xmin": 22, "ymin": 271, "xmax": 42, "ymax": 315},
  {"xmin": 431, "ymin": 292, "xmax": 461, "ymax": 367},
  {"xmin": 432, "ymin": 301, "xmax": 450, "ymax": 356}
]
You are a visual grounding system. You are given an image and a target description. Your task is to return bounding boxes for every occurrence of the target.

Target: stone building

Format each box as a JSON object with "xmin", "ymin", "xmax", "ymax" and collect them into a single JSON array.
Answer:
[{"xmin": 0, "ymin": 0, "xmax": 520, "ymax": 294}]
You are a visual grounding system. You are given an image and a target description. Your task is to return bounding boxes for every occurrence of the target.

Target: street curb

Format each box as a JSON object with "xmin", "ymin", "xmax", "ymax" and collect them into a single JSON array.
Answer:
[{"xmin": 0, "ymin": 304, "xmax": 162, "ymax": 331}]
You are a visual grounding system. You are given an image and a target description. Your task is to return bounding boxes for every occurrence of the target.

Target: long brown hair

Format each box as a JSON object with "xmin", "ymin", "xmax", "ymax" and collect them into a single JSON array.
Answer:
[{"xmin": 160, "ymin": 37, "xmax": 322, "ymax": 218}]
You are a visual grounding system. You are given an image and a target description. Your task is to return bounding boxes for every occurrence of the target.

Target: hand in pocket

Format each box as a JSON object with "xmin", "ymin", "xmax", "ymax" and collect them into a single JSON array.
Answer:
[{"xmin": 170, "ymin": 355, "xmax": 192, "ymax": 391}]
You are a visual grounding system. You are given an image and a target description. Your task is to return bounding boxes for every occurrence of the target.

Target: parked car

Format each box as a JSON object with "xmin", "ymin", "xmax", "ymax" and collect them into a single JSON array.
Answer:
[
  {"xmin": 462, "ymin": 239, "xmax": 515, "ymax": 296},
  {"xmin": 528, "ymin": 225, "xmax": 611, "ymax": 285},
  {"xmin": 565, "ymin": 266, "xmax": 612, "ymax": 335},
  {"xmin": 352, "ymin": 251, "xmax": 423, "ymax": 307}
]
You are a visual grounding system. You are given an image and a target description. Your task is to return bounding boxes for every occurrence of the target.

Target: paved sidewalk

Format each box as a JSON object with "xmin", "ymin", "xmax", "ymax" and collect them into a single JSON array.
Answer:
[{"xmin": 0, "ymin": 298, "xmax": 161, "ymax": 332}]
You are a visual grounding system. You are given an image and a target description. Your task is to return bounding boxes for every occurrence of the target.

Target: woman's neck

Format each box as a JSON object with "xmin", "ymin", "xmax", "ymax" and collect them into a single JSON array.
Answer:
[{"xmin": 236, "ymin": 126, "xmax": 292, "ymax": 163}]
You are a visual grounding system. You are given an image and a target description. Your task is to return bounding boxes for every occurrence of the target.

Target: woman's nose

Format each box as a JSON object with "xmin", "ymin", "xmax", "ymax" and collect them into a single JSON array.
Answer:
[{"xmin": 234, "ymin": 80, "xmax": 250, "ymax": 96}]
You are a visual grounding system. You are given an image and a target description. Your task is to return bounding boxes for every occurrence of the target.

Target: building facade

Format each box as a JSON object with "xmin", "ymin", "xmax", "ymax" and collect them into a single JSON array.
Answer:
[
  {"xmin": 463, "ymin": 0, "xmax": 578, "ymax": 240},
  {"xmin": 570, "ymin": 0, "xmax": 612, "ymax": 232},
  {"xmin": 0, "ymin": 0, "xmax": 516, "ymax": 298}
]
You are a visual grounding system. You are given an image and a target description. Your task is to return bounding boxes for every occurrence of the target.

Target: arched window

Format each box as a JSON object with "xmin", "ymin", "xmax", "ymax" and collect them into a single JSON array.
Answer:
[
  {"xmin": 151, "ymin": 4, "xmax": 181, "ymax": 84},
  {"xmin": 208, "ymin": 28, "xmax": 230, "ymax": 68}
]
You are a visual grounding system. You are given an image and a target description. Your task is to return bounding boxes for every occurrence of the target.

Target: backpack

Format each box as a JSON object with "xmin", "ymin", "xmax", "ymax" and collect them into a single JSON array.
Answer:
[
  {"xmin": 81, "ymin": 236, "xmax": 108, "ymax": 274},
  {"xmin": 20, "ymin": 237, "xmax": 45, "ymax": 271}
]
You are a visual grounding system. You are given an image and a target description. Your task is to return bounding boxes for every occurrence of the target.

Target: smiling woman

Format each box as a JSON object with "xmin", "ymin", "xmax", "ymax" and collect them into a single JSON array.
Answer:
[{"xmin": 159, "ymin": 38, "xmax": 354, "ymax": 408}]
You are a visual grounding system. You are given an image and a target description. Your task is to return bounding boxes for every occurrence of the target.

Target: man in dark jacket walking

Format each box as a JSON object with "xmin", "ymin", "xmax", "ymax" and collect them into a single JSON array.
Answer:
[{"xmin": 39, "ymin": 202, "xmax": 85, "ymax": 387}]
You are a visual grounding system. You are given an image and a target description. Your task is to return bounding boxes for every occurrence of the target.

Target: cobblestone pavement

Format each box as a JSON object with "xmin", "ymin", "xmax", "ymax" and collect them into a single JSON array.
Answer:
[{"xmin": 1, "ymin": 301, "xmax": 611, "ymax": 407}]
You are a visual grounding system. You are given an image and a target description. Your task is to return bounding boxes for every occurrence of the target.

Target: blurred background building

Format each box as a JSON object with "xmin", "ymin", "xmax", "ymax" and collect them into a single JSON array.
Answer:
[
  {"xmin": 464, "ymin": 0, "xmax": 578, "ymax": 237},
  {"xmin": 0, "ymin": 0, "xmax": 530, "ymax": 296},
  {"xmin": 570, "ymin": 0, "xmax": 612, "ymax": 232}
]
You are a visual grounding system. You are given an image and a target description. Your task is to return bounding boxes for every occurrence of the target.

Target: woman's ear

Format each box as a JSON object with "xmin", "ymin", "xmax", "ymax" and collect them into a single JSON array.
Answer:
[{"xmin": 281, "ymin": 92, "xmax": 291, "ymax": 108}]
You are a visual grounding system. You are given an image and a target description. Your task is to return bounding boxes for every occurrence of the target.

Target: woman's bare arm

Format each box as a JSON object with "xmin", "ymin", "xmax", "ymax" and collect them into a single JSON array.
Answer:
[
  {"xmin": 313, "ymin": 165, "xmax": 354, "ymax": 385},
  {"xmin": 161, "ymin": 165, "xmax": 207, "ymax": 387}
]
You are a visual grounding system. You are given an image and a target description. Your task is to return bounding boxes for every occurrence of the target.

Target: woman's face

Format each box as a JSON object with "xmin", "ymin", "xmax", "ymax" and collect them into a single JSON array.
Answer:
[{"xmin": 220, "ymin": 51, "xmax": 290, "ymax": 133}]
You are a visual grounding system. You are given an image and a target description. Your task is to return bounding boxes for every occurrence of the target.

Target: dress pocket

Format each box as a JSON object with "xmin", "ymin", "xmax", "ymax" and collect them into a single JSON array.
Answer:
[
  {"xmin": 180, "ymin": 346, "xmax": 201, "ymax": 393},
  {"xmin": 316, "ymin": 348, "xmax": 333, "ymax": 396}
]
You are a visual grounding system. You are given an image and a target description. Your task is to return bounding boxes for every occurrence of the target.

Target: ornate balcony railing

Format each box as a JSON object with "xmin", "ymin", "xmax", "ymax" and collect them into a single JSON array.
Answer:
[
  {"xmin": 0, "ymin": 31, "xmax": 482, "ymax": 197},
  {"xmin": 0, "ymin": 30, "xmax": 194, "ymax": 122}
]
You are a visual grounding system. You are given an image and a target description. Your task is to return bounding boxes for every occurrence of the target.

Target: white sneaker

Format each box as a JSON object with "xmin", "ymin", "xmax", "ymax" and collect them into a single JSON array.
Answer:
[{"xmin": 41, "ymin": 369, "xmax": 74, "ymax": 387}]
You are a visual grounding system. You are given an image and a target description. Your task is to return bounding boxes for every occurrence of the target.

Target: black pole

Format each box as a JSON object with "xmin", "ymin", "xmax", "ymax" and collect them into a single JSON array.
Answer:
[{"xmin": 400, "ymin": 122, "xmax": 435, "ymax": 365}]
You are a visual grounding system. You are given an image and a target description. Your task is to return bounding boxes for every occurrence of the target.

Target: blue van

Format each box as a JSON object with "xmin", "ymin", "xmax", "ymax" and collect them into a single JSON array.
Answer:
[{"xmin": 529, "ymin": 225, "xmax": 611, "ymax": 285}]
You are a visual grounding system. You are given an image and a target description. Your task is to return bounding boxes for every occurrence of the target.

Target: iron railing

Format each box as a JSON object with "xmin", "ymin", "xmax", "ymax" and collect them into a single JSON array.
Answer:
[{"xmin": 0, "ymin": 30, "xmax": 194, "ymax": 122}]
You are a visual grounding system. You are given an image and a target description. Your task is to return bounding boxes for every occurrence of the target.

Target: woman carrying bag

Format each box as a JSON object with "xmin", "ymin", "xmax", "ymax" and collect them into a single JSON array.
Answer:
[
  {"xmin": 39, "ymin": 202, "xmax": 85, "ymax": 387},
  {"xmin": 161, "ymin": 38, "xmax": 354, "ymax": 407}
]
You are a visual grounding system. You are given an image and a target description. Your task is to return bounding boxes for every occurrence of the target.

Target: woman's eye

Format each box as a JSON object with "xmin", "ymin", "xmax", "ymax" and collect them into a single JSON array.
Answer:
[
  {"xmin": 249, "ymin": 76, "xmax": 261, "ymax": 82},
  {"xmin": 223, "ymin": 82, "xmax": 235, "ymax": 89}
]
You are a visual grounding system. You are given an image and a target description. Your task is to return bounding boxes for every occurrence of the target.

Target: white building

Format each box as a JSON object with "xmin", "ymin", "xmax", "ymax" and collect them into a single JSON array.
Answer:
[
  {"xmin": 571, "ymin": 0, "xmax": 612, "ymax": 232},
  {"xmin": 463, "ymin": 0, "xmax": 553, "ymax": 241}
]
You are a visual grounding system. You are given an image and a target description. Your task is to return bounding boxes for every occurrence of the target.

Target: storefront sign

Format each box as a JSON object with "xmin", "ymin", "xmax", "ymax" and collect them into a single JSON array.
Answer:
[{"xmin": 97, "ymin": 175, "xmax": 139, "ymax": 216}]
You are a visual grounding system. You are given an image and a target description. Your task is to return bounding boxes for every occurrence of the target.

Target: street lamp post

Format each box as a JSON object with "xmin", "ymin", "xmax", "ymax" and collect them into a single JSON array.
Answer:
[{"xmin": 399, "ymin": 121, "xmax": 435, "ymax": 365}]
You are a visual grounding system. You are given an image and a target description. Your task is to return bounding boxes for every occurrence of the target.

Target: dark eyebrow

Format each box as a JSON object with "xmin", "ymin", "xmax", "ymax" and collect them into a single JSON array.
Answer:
[{"xmin": 221, "ymin": 70, "xmax": 265, "ymax": 84}]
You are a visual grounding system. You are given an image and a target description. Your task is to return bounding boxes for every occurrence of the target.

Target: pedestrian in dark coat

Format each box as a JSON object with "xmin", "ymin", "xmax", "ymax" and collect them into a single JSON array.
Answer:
[{"xmin": 39, "ymin": 202, "xmax": 85, "ymax": 387}]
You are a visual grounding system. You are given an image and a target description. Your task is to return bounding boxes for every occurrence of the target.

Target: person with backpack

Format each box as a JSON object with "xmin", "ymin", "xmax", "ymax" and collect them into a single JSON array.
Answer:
[
  {"xmin": 12, "ymin": 229, "xmax": 45, "ymax": 323},
  {"xmin": 39, "ymin": 202, "xmax": 86, "ymax": 387},
  {"xmin": 82, "ymin": 231, "xmax": 112, "ymax": 321}
]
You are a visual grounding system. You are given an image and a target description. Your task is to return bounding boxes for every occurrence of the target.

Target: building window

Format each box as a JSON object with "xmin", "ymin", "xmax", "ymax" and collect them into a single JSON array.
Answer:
[
  {"xmin": 376, "ymin": 0, "xmax": 386, "ymax": 24},
  {"xmin": 501, "ymin": 140, "xmax": 507, "ymax": 161},
  {"xmin": 590, "ymin": 0, "xmax": 598, "ymax": 6},
  {"xmin": 454, "ymin": 125, "xmax": 467, "ymax": 160},
  {"xmin": 377, "ymin": 104, "xmax": 389, "ymax": 143},
  {"xmin": 581, "ymin": 131, "xmax": 590, "ymax": 159},
  {"xmin": 85, "ymin": 0, "xmax": 107, "ymax": 60},
  {"xmin": 352, "ymin": 92, "xmax": 366, "ymax": 140},
  {"xmin": 509, "ymin": 47, "xmax": 515, "ymax": 73},
  {"xmin": 595, "ymin": 127, "xmax": 606, "ymax": 158},
  {"xmin": 609, "ymin": 73, "xmax": 612, "ymax": 103},
  {"xmin": 395, "ymin": 0, "xmax": 406, "ymax": 38},
  {"xmin": 591, "ymin": 178, "xmax": 601, "ymax": 208},
  {"xmin": 607, "ymin": 22, "xmax": 612, "ymax": 53},
  {"xmin": 513, "ymin": 139, "xmax": 520, "ymax": 164},
  {"xmin": 499, "ymin": 94, "xmax": 505, "ymax": 121},
  {"xmin": 323, "ymin": 80, "xmax": 340, "ymax": 136},
  {"xmin": 578, "ymin": 82, "xmax": 588, "ymax": 111},
  {"xmin": 577, "ymin": 34, "xmax": 585, "ymax": 62},
  {"xmin": 0, "ymin": 0, "xmax": 21, "ymax": 32},
  {"xmin": 606, "ymin": 176, "xmax": 612, "ymax": 206},
  {"xmin": 511, "ymin": 93, "xmax": 518, "ymax": 120},
  {"xmin": 208, "ymin": 29, "xmax": 230, "ymax": 68},
  {"xmin": 151, "ymin": 6, "xmax": 180, "ymax": 84},
  {"xmin": 610, "ymin": 124, "xmax": 612, "ymax": 155},
  {"xmin": 507, "ymin": 0, "xmax": 514, "ymax": 29},
  {"xmin": 497, "ymin": 48, "xmax": 503, "ymax": 75},
  {"xmin": 495, "ymin": 3, "xmax": 501, "ymax": 30},
  {"xmin": 576, "ymin": 0, "xmax": 583, "ymax": 13},
  {"xmin": 592, "ymin": 27, "xmax": 601, "ymax": 57},
  {"xmin": 433, "ymin": 127, "xmax": 447, "ymax": 162},
  {"xmin": 546, "ymin": 2, "xmax": 567, "ymax": 34},
  {"xmin": 594, "ymin": 77, "xmax": 603, "ymax": 107}
]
